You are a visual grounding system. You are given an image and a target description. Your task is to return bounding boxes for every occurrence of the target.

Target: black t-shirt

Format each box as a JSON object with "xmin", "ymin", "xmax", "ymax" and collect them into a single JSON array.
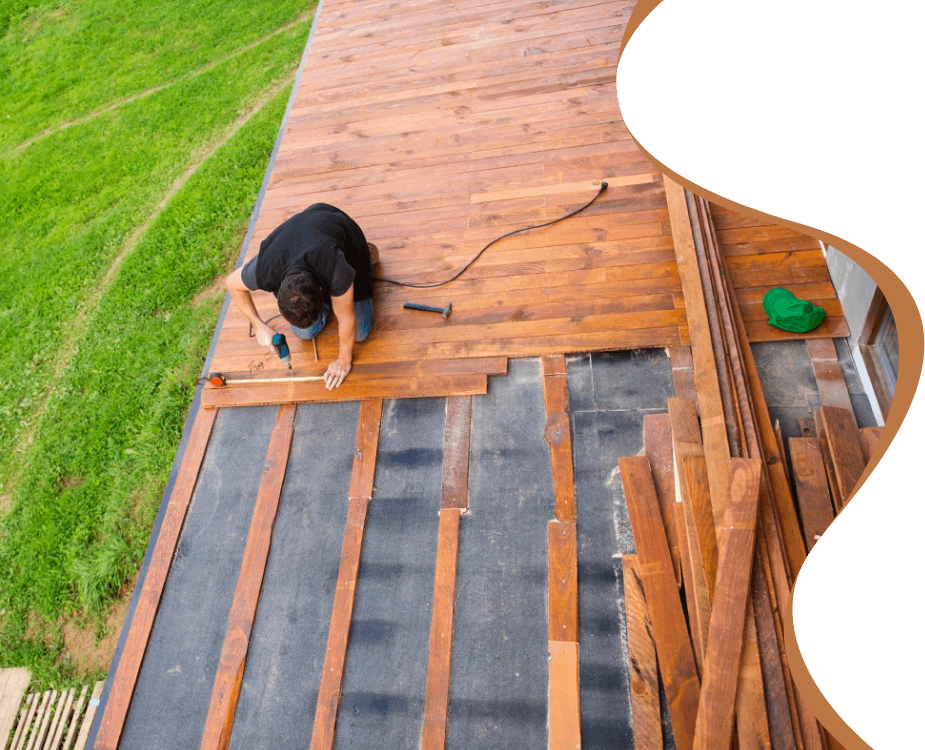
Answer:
[{"xmin": 247, "ymin": 203, "xmax": 372, "ymax": 302}]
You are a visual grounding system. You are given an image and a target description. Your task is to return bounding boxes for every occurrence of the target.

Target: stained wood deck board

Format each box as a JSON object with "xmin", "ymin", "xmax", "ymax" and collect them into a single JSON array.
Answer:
[{"xmin": 202, "ymin": 0, "xmax": 843, "ymax": 404}]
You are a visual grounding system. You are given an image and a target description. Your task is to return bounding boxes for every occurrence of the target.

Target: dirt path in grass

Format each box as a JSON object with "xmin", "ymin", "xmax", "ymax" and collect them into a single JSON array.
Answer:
[
  {"xmin": 4, "ymin": 12, "xmax": 310, "ymax": 158},
  {"xmin": 2, "ymin": 73, "xmax": 294, "ymax": 498}
]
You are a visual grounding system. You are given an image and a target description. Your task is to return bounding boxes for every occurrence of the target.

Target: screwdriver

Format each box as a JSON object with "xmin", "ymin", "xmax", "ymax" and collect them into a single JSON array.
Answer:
[{"xmin": 272, "ymin": 333, "xmax": 292, "ymax": 370}]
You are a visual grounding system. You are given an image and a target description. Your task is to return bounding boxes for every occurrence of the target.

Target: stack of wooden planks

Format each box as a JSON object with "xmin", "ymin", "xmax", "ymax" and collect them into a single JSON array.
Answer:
[{"xmin": 614, "ymin": 177, "xmax": 876, "ymax": 750}]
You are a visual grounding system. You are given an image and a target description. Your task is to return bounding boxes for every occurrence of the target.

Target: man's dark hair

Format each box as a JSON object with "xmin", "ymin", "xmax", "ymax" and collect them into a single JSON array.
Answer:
[{"xmin": 278, "ymin": 271, "xmax": 324, "ymax": 329}]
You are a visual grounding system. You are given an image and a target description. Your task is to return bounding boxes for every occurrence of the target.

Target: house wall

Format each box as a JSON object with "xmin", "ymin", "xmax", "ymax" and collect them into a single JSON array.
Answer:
[{"xmin": 824, "ymin": 245, "xmax": 885, "ymax": 424}]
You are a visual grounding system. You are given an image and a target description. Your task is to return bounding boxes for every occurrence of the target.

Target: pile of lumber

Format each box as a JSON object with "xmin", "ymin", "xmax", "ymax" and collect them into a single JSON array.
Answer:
[{"xmin": 617, "ymin": 179, "xmax": 880, "ymax": 750}]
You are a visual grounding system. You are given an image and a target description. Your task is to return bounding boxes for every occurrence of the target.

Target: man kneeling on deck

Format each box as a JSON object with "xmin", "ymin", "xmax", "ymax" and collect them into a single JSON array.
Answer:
[{"xmin": 226, "ymin": 203, "xmax": 378, "ymax": 390}]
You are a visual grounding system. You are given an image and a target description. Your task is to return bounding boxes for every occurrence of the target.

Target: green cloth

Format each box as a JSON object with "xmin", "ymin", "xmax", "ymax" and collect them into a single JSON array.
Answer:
[{"xmin": 762, "ymin": 288, "xmax": 826, "ymax": 332}]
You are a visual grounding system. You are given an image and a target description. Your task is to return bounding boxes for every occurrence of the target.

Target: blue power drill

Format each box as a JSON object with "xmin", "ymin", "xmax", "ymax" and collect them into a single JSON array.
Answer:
[{"xmin": 271, "ymin": 333, "xmax": 292, "ymax": 370}]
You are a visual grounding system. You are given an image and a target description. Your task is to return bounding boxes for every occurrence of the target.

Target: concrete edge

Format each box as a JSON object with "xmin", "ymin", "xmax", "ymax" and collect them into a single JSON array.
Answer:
[{"xmin": 88, "ymin": 4, "xmax": 326, "ymax": 745}]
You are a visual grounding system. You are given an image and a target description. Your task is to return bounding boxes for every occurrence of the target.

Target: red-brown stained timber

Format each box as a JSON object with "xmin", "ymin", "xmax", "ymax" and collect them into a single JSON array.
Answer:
[
  {"xmin": 642, "ymin": 413, "xmax": 683, "ymax": 587},
  {"xmin": 542, "ymin": 355, "xmax": 577, "ymax": 523},
  {"xmin": 788, "ymin": 439, "xmax": 835, "ymax": 550},
  {"xmin": 818, "ymin": 406, "xmax": 866, "ymax": 509},
  {"xmin": 441, "ymin": 396, "xmax": 472, "ymax": 509},
  {"xmin": 548, "ymin": 521, "xmax": 578, "ymax": 642}
]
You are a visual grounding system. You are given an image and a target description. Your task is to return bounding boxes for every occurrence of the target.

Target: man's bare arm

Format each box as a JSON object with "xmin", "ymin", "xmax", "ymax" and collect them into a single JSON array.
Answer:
[
  {"xmin": 325, "ymin": 284, "xmax": 356, "ymax": 389},
  {"xmin": 226, "ymin": 267, "xmax": 276, "ymax": 347}
]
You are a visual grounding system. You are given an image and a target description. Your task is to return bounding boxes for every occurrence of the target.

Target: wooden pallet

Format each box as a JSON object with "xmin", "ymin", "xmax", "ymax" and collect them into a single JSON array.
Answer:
[{"xmin": 2, "ymin": 675, "xmax": 103, "ymax": 750}]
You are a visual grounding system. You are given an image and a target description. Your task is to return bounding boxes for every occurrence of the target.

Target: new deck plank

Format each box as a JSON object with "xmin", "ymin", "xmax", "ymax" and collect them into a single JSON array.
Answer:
[
  {"xmin": 789, "ymin": 438, "xmax": 835, "ymax": 550},
  {"xmin": 621, "ymin": 555, "xmax": 662, "ymax": 750},
  {"xmin": 620, "ymin": 455, "xmax": 699, "ymax": 750},
  {"xmin": 692, "ymin": 459, "xmax": 762, "ymax": 750},
  {"xmin": 818, "ymin": 406, "xmax": 866, "ymax": 509}
]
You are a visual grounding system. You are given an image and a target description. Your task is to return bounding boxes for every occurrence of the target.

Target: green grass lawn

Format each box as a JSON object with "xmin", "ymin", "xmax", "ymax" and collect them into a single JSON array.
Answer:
[{"xmin": 0, "ymin": 0, "xmax": 315, "ymax": 686}]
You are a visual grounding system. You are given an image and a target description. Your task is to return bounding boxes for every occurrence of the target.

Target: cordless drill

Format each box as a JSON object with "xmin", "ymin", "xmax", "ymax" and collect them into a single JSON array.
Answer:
[{"xmin": 271, "ymin": 333, "xmax": 292, "ymax": 370}]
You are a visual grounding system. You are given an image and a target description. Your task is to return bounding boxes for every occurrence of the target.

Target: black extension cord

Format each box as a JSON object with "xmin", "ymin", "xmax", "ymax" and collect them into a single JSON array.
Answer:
[
  {"xmin": 249, "ymin": 181, "xmax": 609, "ymax": 335},
  {"xmin": 372, "ymin": 181, "xmax": 608, "ymax": 289}
]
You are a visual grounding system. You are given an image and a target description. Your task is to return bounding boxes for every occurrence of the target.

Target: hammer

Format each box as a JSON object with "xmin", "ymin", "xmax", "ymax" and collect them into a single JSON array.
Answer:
[{"xmin": 403, "ymin": 301, "xmax": 452, "ymax": 319}]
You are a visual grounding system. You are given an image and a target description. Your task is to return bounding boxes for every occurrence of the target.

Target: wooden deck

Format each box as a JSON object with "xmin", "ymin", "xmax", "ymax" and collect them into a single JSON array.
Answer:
[{"xmin": 205, "ymin": 0, "xmax": 847, "ymax": 406}]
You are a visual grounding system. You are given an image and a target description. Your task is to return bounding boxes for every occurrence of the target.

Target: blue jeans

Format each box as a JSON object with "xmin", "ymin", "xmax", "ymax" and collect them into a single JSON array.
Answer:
[{"xmin": 290, "ymin": 297, "xmax": 374, "ymax": 342}]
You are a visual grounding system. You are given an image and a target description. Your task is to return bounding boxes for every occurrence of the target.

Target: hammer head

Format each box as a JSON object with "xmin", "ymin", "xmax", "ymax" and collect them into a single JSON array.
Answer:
[{"xmin": 442, "ymin": 302, "xmax": 452, "ymax": 319}]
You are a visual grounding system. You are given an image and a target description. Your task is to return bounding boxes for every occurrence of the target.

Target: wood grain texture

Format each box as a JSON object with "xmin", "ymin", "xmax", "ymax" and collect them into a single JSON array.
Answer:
[
  {"xmin": 622, "ymin": 555, "xmax": 662, "ymax": 750},
  {"xmin": 74, "ymin": 682, "xmax": 104, "ymax": 750},
  {"xmin": 309, "ymin": 400, "xmax": 384, "ymax": 750},
  {"xmin": 751, "ymin": 564, "xmax": 799, "ymax": 750},
  {"xmin": 62, "ymin": 685, "xmax": 88, "ymax": 750},
  {"xmin": 548, "ymin": 521, "xmax": 578, "ymax": 642},
  {"xmin": 201, "ymin": 373, "xmax": 488, "ymax": 409},
  {"xmin": 805, "ymin": 339, "xmax": 856, "ymax": 423},
  {"xmin": 348, "ymin": 399, "xmax": 383, "ymax": 500},
  {"xmin": 421, "ymin": 508, "xmax": 461, "ymax": 750},
  {"xmin": 42, "ymin": 689, "xmax": 68, "ymax": 750},
  {"xmin": 788, "ymin": 439, "xmax": 835, "ymax": 550},
  {"xmin": 9, "ymin": 692, "xmax": 35, "ymax": 750},
  {"xmin": 736, "ymin": 606, "xmax": 773, "ymax": 750},
  {"xmin": 199, "ymin": 404, "xmax": 296, "ymax": 750},
  {"xmin": 814, "ymin": 410, "xmax": 843, "ymax": 512},
  {"xmin": 0, "ymin": 668, "xmax": 31, "ymax": 745},
  {"xmin": 29, "ymin": 689, "xmax": 56, "ymax": 750},
  {"xmin": 22, "ymin": 691, "xmax": 50, "ymax": 750},
  {"xmin": 198, "ymin": 0, "xmax": 838, "ymax": 407},
  {"xmin": 818, "ymin": 407, "xmax": 866, "ymax": 508},
  {"xmin": 542, "ymin": 356, "xmax": 576, "ymax": 523},
  {"xmin": 673, "ymin": 500, "xmax": 709, "ymax": 676},
  {"xmin": 681, "ymin": 455, "xmax": 718, "ymax": 598},
  {"xmin": 548, "ymin": 641, "xmax": 581, "ymax": 750},
  {"xmin": 664, "ymin": 177, "xmax": 731, "ymax": 526},
  {"xmin": 858, "ymin": 426, "xmax": 883, "ymax": 464},
  {"xmin": 47, "ymin": 687, "xmax": 75, "ymax": 750},
  {"xmin": 441, "ymin": 396, "xmax": 473, "ymax": 509},
  {"xmin": 94, "ymin": 406, "xmax": 218, "ymax": 750},
  {"xmin": 693, "ymin": 458, "xmax": 762, "ymax": 750},
  {"xmin": 620, "ymin": 455, "xmax": 700, "ymax": 750},
  {"xmin": 643, "ymin": 413, "xmax": 682, "ymax": 587},
  {"xmin": 310, "ymin": 495, "xmax": 372, "ymax": 750}
]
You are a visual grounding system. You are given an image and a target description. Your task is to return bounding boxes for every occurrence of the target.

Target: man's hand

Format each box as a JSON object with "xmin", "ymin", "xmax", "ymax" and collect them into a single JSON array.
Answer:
[
  {"xmin": 324, "ymin": 359, "xmax": 351, "ymax": 390},
  {"xmin": 254, "ymin": 323, "xmax": 276, "ymax": 348},
  {"xmin": 227, "ymin": 268, "xmax": 277, "ymax": 350}
]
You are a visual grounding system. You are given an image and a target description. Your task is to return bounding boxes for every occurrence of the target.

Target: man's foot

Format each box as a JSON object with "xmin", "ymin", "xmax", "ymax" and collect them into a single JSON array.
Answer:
[{"xmin": 367, "ymin": 242, "xmax": 379, "ymax": 265}]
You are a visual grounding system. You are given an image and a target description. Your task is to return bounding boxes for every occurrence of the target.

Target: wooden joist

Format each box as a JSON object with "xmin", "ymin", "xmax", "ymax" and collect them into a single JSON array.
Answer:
[
  {"xmin": 421, "ymin": 508, "xmax": 462, "ymax": 750},
  {"xmin": 95, "ymin": 406, "xmax": 218, "ymax": 750},
  {"xmin": 200, "ymin": 404, "xmax": 297, "ymax": 750},
  {"xmin": 310, "ymin": 399, "xmax": 383, "ymax": 750},
  {"xmin": 541, "ymin": 354, "xmax": 577, "ymax": 523},
  {"xmin": 440, "ymin": 396, "xmax": 473, "ymax": 509},
  {"xmin": 541, "ymin": 355, "xmax": 581, "ymax": 750}
]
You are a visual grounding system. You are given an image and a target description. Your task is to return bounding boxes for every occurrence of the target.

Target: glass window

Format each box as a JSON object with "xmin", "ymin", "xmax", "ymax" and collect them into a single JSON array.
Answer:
[{"xmin": 873, "ymin": 306, "xmax": 898, "ymax": 395}]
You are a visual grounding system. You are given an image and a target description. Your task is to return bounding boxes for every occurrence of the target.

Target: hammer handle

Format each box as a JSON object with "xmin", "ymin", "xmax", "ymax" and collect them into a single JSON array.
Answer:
[{"xmin": 403, "ymin": 302, "xmax": 444, "ymax": 314}]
